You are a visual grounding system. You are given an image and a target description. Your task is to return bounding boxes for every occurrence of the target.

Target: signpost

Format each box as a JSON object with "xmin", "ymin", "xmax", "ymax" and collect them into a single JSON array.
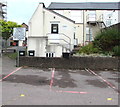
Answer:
[
  {"xmin": 13, "ymin": 27, "xmax": 26, "ymax": 67},
  {"xmin": 13, "ymin": 28, "xmax": 26, "ymax": 40}
]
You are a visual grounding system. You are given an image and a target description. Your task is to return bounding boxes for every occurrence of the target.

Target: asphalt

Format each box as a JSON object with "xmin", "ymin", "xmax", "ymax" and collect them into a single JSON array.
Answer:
[{"xmin": 1, "ymin": 55, "xmax": 119, "ymax": 105}]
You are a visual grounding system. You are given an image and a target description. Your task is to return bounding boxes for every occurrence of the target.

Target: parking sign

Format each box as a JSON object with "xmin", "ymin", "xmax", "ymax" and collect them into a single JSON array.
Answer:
[{"xmin": 13, "ymin": 28, "xmax": 26, "ymax": 40}]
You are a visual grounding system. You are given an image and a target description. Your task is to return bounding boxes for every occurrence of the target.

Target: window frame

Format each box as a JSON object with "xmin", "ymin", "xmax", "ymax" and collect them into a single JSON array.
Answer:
[{"xmin": 51, "ymin": 24, "xmax": 59, "ymax": 34}]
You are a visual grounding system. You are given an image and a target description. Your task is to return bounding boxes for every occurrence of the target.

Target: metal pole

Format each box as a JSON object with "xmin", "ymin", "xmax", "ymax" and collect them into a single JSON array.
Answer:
[
  {"xmin": 118, "ymin": 57, "xmax": 120, "ymax": 72},
  {"xmin": 17, "ymin": 42, "xmax": 19, "ymax": 67}
]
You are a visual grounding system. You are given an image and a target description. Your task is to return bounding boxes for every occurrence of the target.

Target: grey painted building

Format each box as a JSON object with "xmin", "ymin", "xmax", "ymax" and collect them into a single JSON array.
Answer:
[{"xmin": 0, "ymin": 1, "xmax": 6, "ymax": 20}]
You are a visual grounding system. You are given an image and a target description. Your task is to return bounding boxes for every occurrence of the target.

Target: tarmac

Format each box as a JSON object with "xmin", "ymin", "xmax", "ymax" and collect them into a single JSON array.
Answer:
[{"xmin": 1, "ymin": 55, "xmax": 119, "ymax": 105}]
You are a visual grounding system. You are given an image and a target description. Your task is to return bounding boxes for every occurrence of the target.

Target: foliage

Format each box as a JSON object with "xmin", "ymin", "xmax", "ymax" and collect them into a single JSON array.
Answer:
[
  {"xmin": 79, "ymin": 28, "xmax": 120, "ymax": 56},
  {"xmin": 0, "ymin": 20, "xmax": 22, "ymax": 40},
  {"xmin": 7, "ymin": 52, "xmax": 18, "ymax": 59},
  {"xmin": 112, "ymin": 46, "xmax": 120, "ymax": 56},
  {"xmin": 93, "ymin": 28, "xmax": 120, "ymax": 52},
  {"xmin": 79, "ymin": 43, "xmax": 100, "ymax": 55}
]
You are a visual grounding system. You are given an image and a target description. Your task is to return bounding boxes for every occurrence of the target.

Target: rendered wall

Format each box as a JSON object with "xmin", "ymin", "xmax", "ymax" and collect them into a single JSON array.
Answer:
[
  {"xmin": 27, "ymin": 37, "xmax": 47, "ymax": 57},
  {"xmin": 29, "ymin": 3, "xmax": 44, "ymax": 37},
  {"xmin": 75, "ymin": 24, "xmax": 83, "ymax": 45},
  {"xmin": 43, "ymin": 8, "xmax": 75, "ymax": 47}
]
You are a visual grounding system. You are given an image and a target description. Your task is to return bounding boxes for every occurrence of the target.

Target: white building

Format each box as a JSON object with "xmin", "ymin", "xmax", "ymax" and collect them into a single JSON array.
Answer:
[
  {"xmin": 28, "ymin": 3, "xmax": 75, "ymax": 57},
  {"xmin": 28, "ymin": 2, "xmax": 120, "ymax": 57}
]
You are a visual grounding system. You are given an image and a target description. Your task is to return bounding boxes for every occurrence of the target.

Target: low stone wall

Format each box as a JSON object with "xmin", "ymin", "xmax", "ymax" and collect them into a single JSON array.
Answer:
[{"xmin": 19, "ymin": 56, "xmax": 119, "ymax": 70}]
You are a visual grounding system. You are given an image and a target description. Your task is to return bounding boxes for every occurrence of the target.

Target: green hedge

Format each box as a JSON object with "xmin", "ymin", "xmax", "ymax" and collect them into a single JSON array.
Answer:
[
  {"xmin": 93, "ymin": 28, "xmax": 120, "ymax": 52},
  {"xmin": 79, "ymin": 28, "xmax": 120, "ymax": 57},
  {"xmin": 113, "ymin": 46, "xmax": 120, "ymax": 56},
  {"xmin": 79, "ymin": 43, "xmax": 100, "ymax": 55}
]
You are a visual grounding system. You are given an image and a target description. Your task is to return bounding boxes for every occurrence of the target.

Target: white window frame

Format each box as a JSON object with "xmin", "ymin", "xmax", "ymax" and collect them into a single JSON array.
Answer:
[{"xmin": 86, "ymin": 27, "xmax": 93, "ymax": 42}]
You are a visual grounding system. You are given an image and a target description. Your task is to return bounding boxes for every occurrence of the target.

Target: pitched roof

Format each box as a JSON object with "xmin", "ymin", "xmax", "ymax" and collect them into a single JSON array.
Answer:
[
  {"xmin": 44, "ymin": 7, "xmax": 75, "ymax": 23},
  {"xmin": 48, "ymin": 2, "xmax": 120, "ymax": 10},
  {"xmin": 22, "ymin": 23, "xmax": 29, "ymax": 31}
]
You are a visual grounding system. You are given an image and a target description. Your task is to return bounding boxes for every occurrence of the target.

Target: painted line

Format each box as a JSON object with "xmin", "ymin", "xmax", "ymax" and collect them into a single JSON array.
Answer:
[
  {"xmin": 49, "ymin": 68, "xmax": 55, "ymax": 90},
  {"xmin": 56, "ymin": 90, "xmax": 87, "ymax": 94},
  {"xmin": 0, "ymin": 67, "xmax": 22, "ymax": 82},
  {"xmin": 85, "ymin": 68, "xmax": 92, "ymax": 74},
  {"xmin": 85, "ymin": 68, "xmax": 119, "ymax": 94}
]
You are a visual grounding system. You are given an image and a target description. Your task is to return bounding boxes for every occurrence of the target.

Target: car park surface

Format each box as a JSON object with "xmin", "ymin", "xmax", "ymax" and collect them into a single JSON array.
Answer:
[{"xmin": 1, "ymin": 56, "xmax": 119, "ymax": 105}]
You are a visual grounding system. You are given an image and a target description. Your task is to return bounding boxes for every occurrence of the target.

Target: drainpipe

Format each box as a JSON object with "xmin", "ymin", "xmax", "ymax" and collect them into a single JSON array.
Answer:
[{"xmin": 83, "ymin": 10, "xmax": 85, "ymax": 46}]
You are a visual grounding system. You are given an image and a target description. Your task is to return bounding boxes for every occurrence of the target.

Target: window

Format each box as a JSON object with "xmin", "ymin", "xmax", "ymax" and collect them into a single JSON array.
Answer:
[
  {"xmin": 51, "ymin": 24, "xmax": 58, "ymax": 34},
  {"xmin": 74, "ymin": 33, "xmax": 75, "ymax": 39},
  {"xmin": 88, "ymin": 10, "xmax": 96, "ymax": 21},
  {"xmin": 86, "ymin": 28, "xmax": 93, "ymax": 41}
]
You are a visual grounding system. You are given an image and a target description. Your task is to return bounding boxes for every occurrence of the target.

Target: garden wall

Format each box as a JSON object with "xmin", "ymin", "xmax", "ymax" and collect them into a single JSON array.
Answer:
[{"xmin": 19, "ymin": 56, "xmax": 119, "ymax": 70}]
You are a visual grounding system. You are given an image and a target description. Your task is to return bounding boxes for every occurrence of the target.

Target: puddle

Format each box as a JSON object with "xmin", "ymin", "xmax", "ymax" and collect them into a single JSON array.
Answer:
[
  {"xmin": 2, "ymin": 75, "xmax": 50, "ymax": 86},
  {"xmin": 86, "ymin": 79, "xmax": 108, "ymax": 88},
  {"xmin": 53, "ymin": 71, "xmax": 77, "ymax": 88}
]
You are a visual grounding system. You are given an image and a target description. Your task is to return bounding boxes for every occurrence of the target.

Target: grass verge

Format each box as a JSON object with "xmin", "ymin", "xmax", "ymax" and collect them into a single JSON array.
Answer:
[{"xmin": 7, "ymin": 52, "xmax": 18, "ymax": 59}]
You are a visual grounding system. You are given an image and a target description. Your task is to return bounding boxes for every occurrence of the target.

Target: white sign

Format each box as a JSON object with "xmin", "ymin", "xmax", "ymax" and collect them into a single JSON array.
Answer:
[{"xmin": 13, "ymin": 28, "xmax": 26, "ymax": 40}]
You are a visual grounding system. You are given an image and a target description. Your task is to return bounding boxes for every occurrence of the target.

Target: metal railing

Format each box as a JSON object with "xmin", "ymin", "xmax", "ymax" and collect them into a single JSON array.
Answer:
[
  {"xmin": 46, "ymin": 33, "xmax": 72, "ymax": 51},
  {"xmin": 47, "ymin": 39, "xmax": 71, "ymax": 51},
  {"xmin": 86, "ymin": 14, "xmax": 104, "ymax": 22},
  {"xmin": 46, "ymin": 33, "xmax": 71, "ymax": 44}
]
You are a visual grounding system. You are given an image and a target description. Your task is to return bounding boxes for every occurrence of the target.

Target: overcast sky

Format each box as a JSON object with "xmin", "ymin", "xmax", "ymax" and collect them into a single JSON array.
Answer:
[{"xmin": 7, "ymin": 0, "xmax": 120, "ymax": 24}]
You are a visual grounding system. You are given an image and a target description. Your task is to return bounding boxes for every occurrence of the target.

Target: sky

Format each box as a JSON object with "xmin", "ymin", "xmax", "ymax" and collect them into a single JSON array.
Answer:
[{"xmin": 6, "ymin": 0, "xmax": 120, "ymax": 25}]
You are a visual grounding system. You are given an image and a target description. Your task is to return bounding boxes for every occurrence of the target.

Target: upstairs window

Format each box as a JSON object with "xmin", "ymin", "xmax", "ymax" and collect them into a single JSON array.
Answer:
[
  {"xmin": 88, "ymin": 10, "xmax": 96, "ymax": 21},
  {"xmin": 51, "ymin": 24, "xmax": 58, "ymax": 34}
]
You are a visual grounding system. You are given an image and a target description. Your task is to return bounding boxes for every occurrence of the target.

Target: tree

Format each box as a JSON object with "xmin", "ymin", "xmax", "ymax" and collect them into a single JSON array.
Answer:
[
  {"xmin": 93, "ymin": 28, "xmax": 120, "ymax": 52},
  {"xmin": 0, "ymin": 20, "xmax": 22, "ymax": 53},
  {"xmin": 0, "ymin": 20, "xmax": 22, "ymax": 40}
]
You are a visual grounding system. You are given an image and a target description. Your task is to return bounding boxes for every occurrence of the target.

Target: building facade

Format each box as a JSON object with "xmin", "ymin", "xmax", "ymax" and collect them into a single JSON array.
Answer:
[
  {"xmin": 0, "ymin": 1, "xmax": 6, "ymax": 20},
  {"xmin": 28, "ymin": 3, "xmax": 75, "ymax": 57},
  {"xmin": 48, "ymin": 2, "xmax": 119, "ymax": 45},
  {"xmin": 28, "ymin": 2, "xmax": 120, "ymax": 57}
]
